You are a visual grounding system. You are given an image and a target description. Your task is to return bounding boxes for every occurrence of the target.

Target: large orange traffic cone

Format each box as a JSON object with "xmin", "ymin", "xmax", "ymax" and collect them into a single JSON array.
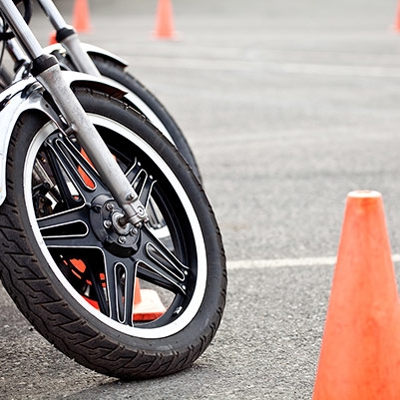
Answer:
[
  {"xmin": 154, "ymin": 0, "xmax": 176, "ymax": 39},
  {"xmin": 312, "ymin": 190, "xmax": 400, "ymax": 399},
  {"xmin": 73, "ymin": 0, "xmax": 91, "ymax": 33}
]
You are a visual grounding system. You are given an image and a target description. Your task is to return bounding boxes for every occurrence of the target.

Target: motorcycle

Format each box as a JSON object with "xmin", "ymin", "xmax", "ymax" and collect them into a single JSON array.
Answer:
[{"xmin": 0, "ymin": 0, "xmax": 226, "ymax": 380}]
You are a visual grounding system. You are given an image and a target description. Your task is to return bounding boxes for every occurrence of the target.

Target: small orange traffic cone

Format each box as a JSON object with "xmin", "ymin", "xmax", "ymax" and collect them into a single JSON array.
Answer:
[
  {"xmin": 81, "ymin": 267, "xmax": 165, "ymax": 321},
  {"xmin": 133, "ymin": 279, "xmax": 166, "ymax": 321},
  {"xmin": 395, "ymin": 0, "xmax": 400, "ymax": 32},
  {"xmin": 154, "ymin": 0, "xmax": 176, "ymax": 39},
  {"xmin": 48, "ymin": 31, "xmax": 57, "ymax": 45},
  {"xmin": 312, "ymin": 190, "xmax": 400, "ymax": 400},
  {"xmin": 83, "ymin": 277, "xmax": 165, "ymax": 321},
  {"xmin": 73, "ymin": 0, "xmax": 91, "ymax": 33}
]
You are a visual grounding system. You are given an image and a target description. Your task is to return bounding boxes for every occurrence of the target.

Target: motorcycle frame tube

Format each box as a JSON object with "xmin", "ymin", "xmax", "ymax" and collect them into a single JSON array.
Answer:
[{"xmin": 0, "ymin": 0, "xmax": 148, "ymax": 225}]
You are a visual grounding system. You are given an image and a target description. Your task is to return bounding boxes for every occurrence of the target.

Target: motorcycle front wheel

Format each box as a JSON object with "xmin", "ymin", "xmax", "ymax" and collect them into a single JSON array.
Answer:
[{"xmin": 0, "ymin": 87, "xmax": 226, "ymax": 379}]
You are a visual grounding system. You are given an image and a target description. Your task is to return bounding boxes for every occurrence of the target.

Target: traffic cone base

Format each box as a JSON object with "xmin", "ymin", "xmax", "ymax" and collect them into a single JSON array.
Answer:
[
  {"xmin": 133, "ymin": 289, "xmax": 166, "ymax": 321},
  {"xmin": 133, "ymin": 279, "xmax": 166, "ymax": 321},
  {"xmin": 81, "ymin": 271, "xmax": 166, "ymax": 322},
  {"xmin": 313, "ymin": 190, "xmax": 400, "ymax": 400},
  {"xmin": 83, "ymin": 287, "xmax": 166, "ymax": 322}
]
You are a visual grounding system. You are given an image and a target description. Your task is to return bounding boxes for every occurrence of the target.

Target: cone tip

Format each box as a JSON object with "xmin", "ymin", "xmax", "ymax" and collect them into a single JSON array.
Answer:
[{"xmin": 348, "ymin": 190, "xmax": 381, "ymax": 199}]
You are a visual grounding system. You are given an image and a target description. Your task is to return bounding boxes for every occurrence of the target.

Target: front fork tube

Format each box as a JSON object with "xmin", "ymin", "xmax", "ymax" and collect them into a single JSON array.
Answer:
[
  {"xmin": 37, "ymin": 0, "xmax": 101, "ymax": 76},
  {"xmin": 34, "ymin": 56, "xmax": 148, "ymax": 226},
  {"xmin": 60, "ymin": 32, "xmax": 101, "ymax": 76}
]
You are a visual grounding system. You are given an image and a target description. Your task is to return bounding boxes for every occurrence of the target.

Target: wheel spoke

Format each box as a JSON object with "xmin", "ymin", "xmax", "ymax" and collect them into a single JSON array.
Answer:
[
  {"xmin": 135, "ymin": 226, "xmax": 189, "ymax": 295},
  {"xmin": 103, "ymin": 253, "xmax": 137, "ymax": 325},
  {"xmin": 126, "ymin": 160, "xmax": 157, "ymax": 209},
  {"xmin": 44, "ymin": 134, "xmax": 105, "ymax": 202},
  {"xmin": 38, "ymin": 206, "xmax": 96, "ymax": 248}
]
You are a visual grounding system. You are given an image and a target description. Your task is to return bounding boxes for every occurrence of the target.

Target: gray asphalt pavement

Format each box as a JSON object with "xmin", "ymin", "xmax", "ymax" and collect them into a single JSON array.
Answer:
[{"xmin": 2, "ymin": 0, "xmax": 400, "ymax": 398}]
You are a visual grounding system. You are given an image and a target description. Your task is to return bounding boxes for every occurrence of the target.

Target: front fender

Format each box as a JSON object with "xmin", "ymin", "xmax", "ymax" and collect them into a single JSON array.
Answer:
[
  {"xmin": 44, "ymin": 42, "xmax": 128, "ymax": 69},
  {"xmin": 0, "ymin": 71, "xmax": 127, "ymax": 205},
  {"xmin": 43, "ymin": 43, "xmax": 172, "ymax": 138}
]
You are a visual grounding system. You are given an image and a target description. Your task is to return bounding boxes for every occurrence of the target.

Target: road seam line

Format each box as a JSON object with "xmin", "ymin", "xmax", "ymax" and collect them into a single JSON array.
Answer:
[{"xmin": 227, "ymin": 254, "xmax": 400, "ymax": 269}]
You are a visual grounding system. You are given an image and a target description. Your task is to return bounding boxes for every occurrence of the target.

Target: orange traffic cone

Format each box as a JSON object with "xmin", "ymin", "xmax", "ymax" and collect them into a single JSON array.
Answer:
[
  {"xmin": 83, "ymin": 277, "xmax": 165, "ymax": 321},
  {"xmin": 395, "ymin": 0, "xmax": 400, "ymax": 32},
  {"xmin": 312, "ymin": 190, "xmax": 400, "ymax": 400},
  {"xmin": 133, "ymin": 279, "xmax": 166, "ymax": 321},
  {"xmin": 73, "ymin": 0, "xmax": 91, "ymax": 33},
  {"xmin": 134, "ymin": 279, "xmax": 142, "ymax": 305},
  {"xmin": 154, "ymin": 0, "xmax": 176, "ymax": 39},
  {"xmin": 81, "ymin": 267, "xmax": 165, "ymax": 321},
  {"xmin": 48, "ymin": 31, "xmax": 57, "ymax": 45}
]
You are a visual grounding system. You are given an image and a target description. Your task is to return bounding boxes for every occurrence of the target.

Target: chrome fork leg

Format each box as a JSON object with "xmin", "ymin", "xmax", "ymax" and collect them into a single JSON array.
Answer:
[
  {"xmin": 0, "ymin": 0, "xmax": 148, "ymax": 226},
  {"xmin": 37, "ymin": 0, "xmax": 101, "ymax": 76},
  {"xmin": 35, "ymin": 58, "xmax": 148, "ymax": 226}
]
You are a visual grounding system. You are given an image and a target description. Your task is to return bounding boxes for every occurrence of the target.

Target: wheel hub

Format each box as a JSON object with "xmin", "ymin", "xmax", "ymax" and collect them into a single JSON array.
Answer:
[{"xmin": 90, "ymin": 194, "xmax": 140, "ymax": 257}]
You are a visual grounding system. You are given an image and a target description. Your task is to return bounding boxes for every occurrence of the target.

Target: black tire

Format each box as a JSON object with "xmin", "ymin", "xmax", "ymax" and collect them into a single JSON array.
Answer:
[
  {"xmin": 53, "ymin": 49, "xmax": 202, "ymax": 181},
  {"xmin": 0, "ymin": 87, "xmax": 226, "ymax": 379},
  {"xmin": 91, "ymin": 55, "xmax": 202, "ymax": 181}
]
